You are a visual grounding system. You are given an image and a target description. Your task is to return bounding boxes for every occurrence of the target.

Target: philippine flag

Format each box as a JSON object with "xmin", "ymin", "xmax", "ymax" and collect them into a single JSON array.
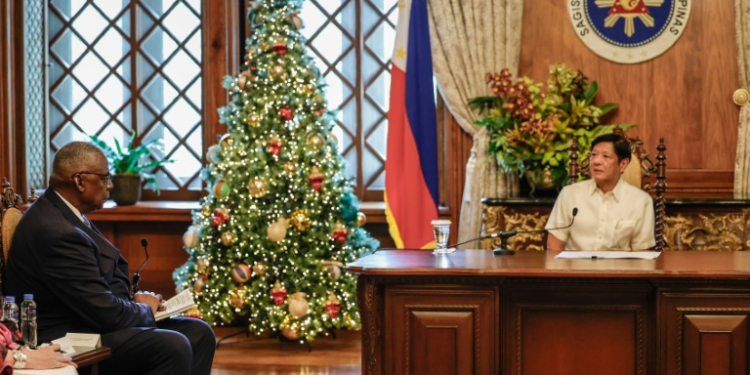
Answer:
[{"xmin": 385, "ymin": 0, "xmax": 439, "ymax": 249}]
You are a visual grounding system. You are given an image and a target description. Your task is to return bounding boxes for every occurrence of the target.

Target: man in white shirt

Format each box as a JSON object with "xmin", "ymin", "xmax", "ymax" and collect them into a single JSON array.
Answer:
[{"xmin": 545, "ymin": 133, "xmax": 655, "ymax": 251}]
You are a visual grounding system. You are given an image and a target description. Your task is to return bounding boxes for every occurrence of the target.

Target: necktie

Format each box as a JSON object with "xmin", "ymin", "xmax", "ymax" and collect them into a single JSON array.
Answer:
[{"xmin": 82, "ymin": 216, "xmax": 92, "ymax": 228}]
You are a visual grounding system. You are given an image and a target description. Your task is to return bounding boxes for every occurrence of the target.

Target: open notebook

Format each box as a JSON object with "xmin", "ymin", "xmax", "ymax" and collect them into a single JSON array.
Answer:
[{"xmin": 154, "ymin": 289, "xmax": 197, "ymax": 321}]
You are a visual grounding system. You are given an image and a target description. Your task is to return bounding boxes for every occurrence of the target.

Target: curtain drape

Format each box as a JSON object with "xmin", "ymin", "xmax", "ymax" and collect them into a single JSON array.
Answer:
[
  {"xmin": 428, "ymin": 0, "xmax": 524, "ymax": 247},
  {"xmin": 735, "ymin": 0, "xmax": 750, "ymax": 198}
]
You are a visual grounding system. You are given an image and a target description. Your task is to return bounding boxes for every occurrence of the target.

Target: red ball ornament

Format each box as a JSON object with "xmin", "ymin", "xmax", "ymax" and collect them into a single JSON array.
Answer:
[
  {"xmin": 279, "ymin": 107, "xmax": 293, "ymax": 121},
  {"xmin": 212, "ymin": 208, "xmax": 229, "ymax": 226},
  {"xmin": 270, "ymin": 280, "xmax": 287, "ymax": 306},
  {"xmin": 266, "ymin": 134, "xmax": 283, "ymax": 156},
  {"xmin": 272, "ymin": 42, "xmax": 288, "ymax": 56},
  {"xmin": 332, "ymin": 221, "xmax": 348, "ymax": 243},
  {"xmin": 308, "ymin": 166, "xmax": 324, "ymax": 192},
  {"xmin": 325, "ymin": 293, "xmax": 341, "ymax": 319},
  {"xmin": 232, "ymin": 264, "xmax": 251, "ymax": 283},
  {"xmin": 315, "ymin": 108, "xmax": 325, "ymax": 117}
]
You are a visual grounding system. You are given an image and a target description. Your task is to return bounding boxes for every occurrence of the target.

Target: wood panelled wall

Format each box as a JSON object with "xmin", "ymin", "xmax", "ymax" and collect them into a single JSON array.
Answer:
[{"xmin": 517, "ymin": 0, "xmax": 739, "ymax": 198}]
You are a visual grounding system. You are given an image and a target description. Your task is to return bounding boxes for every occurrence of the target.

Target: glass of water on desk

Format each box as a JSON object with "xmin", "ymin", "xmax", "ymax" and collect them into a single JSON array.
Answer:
[{"xmin": 431, "ymin": 219, "xmax": 454, "ymax": 254}]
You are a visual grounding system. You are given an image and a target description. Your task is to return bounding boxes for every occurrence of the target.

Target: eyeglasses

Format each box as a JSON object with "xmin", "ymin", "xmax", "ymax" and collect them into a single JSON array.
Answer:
[{"xmin": 75, "ymin": 172, "xmax": 113, "ymax": 183}]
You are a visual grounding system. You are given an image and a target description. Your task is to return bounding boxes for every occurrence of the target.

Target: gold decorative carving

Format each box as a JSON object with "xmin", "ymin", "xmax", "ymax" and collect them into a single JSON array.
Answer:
[
  {"xmin": 664, "ymin": 209, "xmax": 749, "ymax": 251},
  {"xmin": 482, "ymin": 206, "xmax": 548, "ymax": 251},
  {"xmin": 733, "ymin": 88, "xmax": 750, "ymax": 106}
]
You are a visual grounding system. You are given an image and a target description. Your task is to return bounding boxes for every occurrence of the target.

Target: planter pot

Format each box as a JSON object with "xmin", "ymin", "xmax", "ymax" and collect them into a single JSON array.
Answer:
[
  {"xmin": 524, "ymin": 168, "xmax": 560, "ymax": 198},
  {"xmin": 110, "ymin": 174, "xmax": 142, "ymax": 206}
]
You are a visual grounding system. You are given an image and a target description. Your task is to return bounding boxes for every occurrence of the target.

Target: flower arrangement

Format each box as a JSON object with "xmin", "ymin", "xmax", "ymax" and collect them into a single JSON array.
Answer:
[{"xmin": 469, "ymin": 63, "xmax": 635, "ymax": 186}]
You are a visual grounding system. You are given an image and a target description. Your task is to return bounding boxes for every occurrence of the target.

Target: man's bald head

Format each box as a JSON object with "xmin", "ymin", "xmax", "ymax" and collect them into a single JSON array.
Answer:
[{"xmin": 51, "ymin": 142, "xmax": 107, "ymax": 185}]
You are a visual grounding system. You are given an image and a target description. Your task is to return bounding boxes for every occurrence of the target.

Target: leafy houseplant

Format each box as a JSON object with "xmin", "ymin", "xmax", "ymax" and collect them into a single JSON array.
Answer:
[
  {"xmin": 90, "ymin": 132, "xmax": 174, "ymax": 205},
  {"xmin": 469, "ymin": 63, "xmax": 636, "ymax": 194}
]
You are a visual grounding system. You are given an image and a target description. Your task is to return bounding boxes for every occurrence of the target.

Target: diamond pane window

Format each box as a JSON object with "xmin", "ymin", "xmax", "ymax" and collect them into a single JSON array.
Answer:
[
  {"xmin": 300, "ymin": 0, "xmax": 399, "ymax": 197},
  {"xmin": 48, "ymin": 0, "xmax": 203, "ymax": 197}
]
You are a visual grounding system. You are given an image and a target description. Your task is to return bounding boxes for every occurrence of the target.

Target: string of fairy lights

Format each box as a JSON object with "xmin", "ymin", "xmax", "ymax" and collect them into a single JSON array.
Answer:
[{"xmin": 172, "ymin": 0, "xmax": 377, "ymax": 342}]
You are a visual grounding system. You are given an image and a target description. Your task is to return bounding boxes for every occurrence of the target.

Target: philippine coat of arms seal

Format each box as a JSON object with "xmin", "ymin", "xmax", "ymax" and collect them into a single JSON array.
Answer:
[{"xmin": 568, "ymin": 0, "xmax": 691, "ymax": 64}]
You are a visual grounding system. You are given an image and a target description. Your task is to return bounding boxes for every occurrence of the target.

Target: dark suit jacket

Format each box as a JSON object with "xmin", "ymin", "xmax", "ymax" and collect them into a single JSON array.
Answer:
[{"xmin": 6, "ymin": 188, "xmax": 155, "ymax": 350}]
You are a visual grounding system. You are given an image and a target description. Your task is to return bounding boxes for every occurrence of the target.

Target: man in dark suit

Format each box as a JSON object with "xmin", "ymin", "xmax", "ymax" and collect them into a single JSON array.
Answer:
[{"xmin": 6, "ymin": 141, "xmax": 215, "ymax": 375}]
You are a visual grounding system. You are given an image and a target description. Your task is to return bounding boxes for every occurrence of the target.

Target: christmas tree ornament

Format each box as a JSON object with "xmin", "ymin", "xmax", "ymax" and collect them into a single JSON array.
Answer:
[
  {"xmin": 357, "ymin": 212, "xmax": 367, "ymax": 227},
  {"xmin": 247, "ymin": 177, "xmax": 269, "ymax": 198},
  {"xmin": 247, "ymin": 113, "xmax": 261, "ymax": 127},
  {"xmin": 259, "ymin": 41, "xmax": 271, "ymax": 53},
  {"xmin": 290, "ymin": 209, "xmax": 310, "ymax": 231},
  {"xmin": 229, "ymin": 285, "xmax": 248, "ymax": 309},
  {"xmin": 231, "ymin": 264, "xmax": 252, "ymax": 283},
  {"xmin": 304, "ymin": 83, "xmax": 316, "ymax": 95},
  {"xmin": 184, "ymin": 307, "xmax": 202, "ymax": 319},
  {"xmin": 314, "ymin": 93, "xmax": 323, "ymax": 103},
  {"xmin": 221, "ymin": 231, "xmax": 237, "ymax": 246},
  {"xmin": 196, "ymin": 257, "xmax": 210, "ymax": 275},
  {"xmin": 279, "ymin": 107, "xmax": 293, "ymax": 121},
  {"xmin": 285, "ymin": 11, "xmax": 303, "ymax": 30},
  {"xmin": 327, "ymin": 133, "xmax": 338, "ymax": 144},
  {"xmin": 321, "ymin": 260, "xmax": 344, "ymax": 280},
  {"xmin": 213, "ymin": 179, "xmax": 230, "ymax": 199},
  {"xmin": 248, "ymin": 1, "xmax": 260, "ymax": 10},
  {"xmin": 266, "ymin": 134, "xmax": 283, "ymax": 156},
  {"xmin": 315, "ymin": 108, "xmax": 325, "ymax": 117},
  {"xmin": 194, "ymin": 275, "xmax": 208, "ymax": 294},
  {"xmin": 183, "ymin": 226, "xmax": 201, "ymax": 249},
  {"xmin": 206, "ymin": 144, "xmax": 222, "ymax": 164},
  {"xmin": 288, "ymin": 292, "xmax": 309, "ymax": 318},
  {"xmin": 201, "ymin": 204, "xmax": 212, "ymax": 217},
  {"xmin": 280, "ymin": 315, "xmax": 298, "ymax": 339},
  {"xmin": 270, "ymin": 280, "xmax": 287, "ymax": 306},
  {"xmin": 220, "ymin": 133, "xmax": 234, "ymax": 149},
  {"xmin": 331, "ymin": 221, "xmax": 348, "ymax": 243},
  {"xmin": 269, "ymin": 64, "xmax": 285, "ymax": 78},
  {"xmin": 272, "ymin": 37, "xmax": 288, "ymax": 56},
  {"xmin": 324, "ymin": 293, "xmax": 341, "ymax": 319},
  {"xmin": 212, "ymin": 208, "xmax": 229, "ymax": 226},
  {"xmin": 252, "ymin": 262, "xmax": 267, "ymax": 276},
  {"xmin": 306, "ymin": 134, "xmax": 325, "ymax": 149},
  {"xmin": 267, "ymin": 217, "xmax": 289, "ymax": 242},
  {"xmin": 283, "ymin": 162, "xmax": 297, "ymax": 176},
  {"xmin": 237, "ymin": 71, "xmax": 252, "ymax": 91},
  {"xmin": 308, "ymin": 166, "xmax": 324, "ymax": 192}
]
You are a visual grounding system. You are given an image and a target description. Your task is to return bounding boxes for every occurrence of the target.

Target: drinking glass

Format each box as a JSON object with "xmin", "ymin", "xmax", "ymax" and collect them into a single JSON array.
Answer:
[{"xmin": 431, "ymin": 220, "xmax": 453, "ymax": 254}]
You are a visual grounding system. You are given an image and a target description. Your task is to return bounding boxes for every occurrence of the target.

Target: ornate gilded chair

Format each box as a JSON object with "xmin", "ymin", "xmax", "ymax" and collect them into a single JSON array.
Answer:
[
  {"xmin": 663, "ymin": 210, "xmax": 750, "ymax": 251},
  {"xmin": 567, "ymin": 126, "xmax": 668, "ymax": 250},
  {"xmin": 1, "ymin": 178, "xmax": 25, "ymax": 278}
]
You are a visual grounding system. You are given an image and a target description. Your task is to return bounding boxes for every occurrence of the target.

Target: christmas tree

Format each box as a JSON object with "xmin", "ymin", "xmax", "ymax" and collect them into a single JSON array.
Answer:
[{"xmin": 173, "ymin": 0, "xmax": 379, "ymax": 341}]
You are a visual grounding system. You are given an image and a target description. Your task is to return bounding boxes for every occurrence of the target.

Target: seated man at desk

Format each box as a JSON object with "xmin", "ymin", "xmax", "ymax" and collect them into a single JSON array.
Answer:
[{"xmin": 546, "ymin": 133, "xmax": 655, "ymax": 251}]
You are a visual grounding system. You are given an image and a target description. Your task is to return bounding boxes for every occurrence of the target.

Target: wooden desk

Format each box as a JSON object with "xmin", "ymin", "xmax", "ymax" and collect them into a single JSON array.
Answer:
[
  {"xmin": 348, "ymin": 250, "xmax": 750, "ymax": 375},
  {"xmin": 73, "ymin": 347, "xmax": 112, "ymax": 375}
]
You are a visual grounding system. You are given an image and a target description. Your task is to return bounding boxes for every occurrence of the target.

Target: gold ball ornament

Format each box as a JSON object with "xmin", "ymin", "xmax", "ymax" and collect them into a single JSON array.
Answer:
[
  {"xmin": 283, "ymin": 162, "xmax": 297, "ymax": 176},
  {"xmin": 734, "ymin": 88, "xmax": 750, "ymax": 106},
  {"xmin": 184, "ymin": 307, "xmax": 202, "ymax": 319},
  {"xmin": 306, "ymin": 134, "xmax": 325, "ymax": 149},
  {"xmin": 290, "ymin": 209, "xmax": 310, "ymax": 231},
  {"xmin": 327, "ymin": 133, "xmax": 338, "ymax": 144},
  {"xmin": 237, "ymin": 71, "xmax": 252, "ymax": 91},
  {"xmin": 221, "ymin": 231, "xmax": 237, "ymax": 246},
  {"xmin": 269, "ymin": 64, "xmax": 285, "ymax": 78},
  {"xmin": 196, "ymin": 257, "xmax": 210, "ymax": 275},
  {"xmin": 252, "ymin": 262, "xmax": 267, "ymax": 276},
  {"xmin": 247, "ymin": 113, "xmax": 260, "ymax": 127},
  {"xmin": 213, "ymin": 179, "xmax": 230, "ymax": 199},
  {"xmin": 304, "ymin": 83, "xmax": 316, "ymax": 95},
  {"xmin": 280, "ymin": 315, "xmax": 299, "ymax": 339},
  {"xmin": 247, "ymin": 177, "xmax": 269, "ymax": 198},
  {"xmin": 229, "ymin": 285, "xmax": 248, "ymax": 309},
  {"xmin": 183, "ymin": 226, "xmax": 200, "ymax": 248},
  {"xmin": 267, "ymin": 217, "xmax": 289, "ymax": 242},
  {"xmin": 357, "ymin": 212, "xmax": 367, "ymax": 227},
  {"xmin": 322, "ymin": 260, "xmax": 344, "ymax": 280},
  {"xmin": 220, "ymin": 134, "xmax": 234, "ymax": 149},
  {"xmin": 194, "ymin": 275, "xmax": 208, "ymax": 294},
  {"xmin": 201, "ymin": 205, "xmax": 212, "ymax": 217},
  {"xmin": 288, "ymin": 292, "xmax": 309, "ymax": 318}
]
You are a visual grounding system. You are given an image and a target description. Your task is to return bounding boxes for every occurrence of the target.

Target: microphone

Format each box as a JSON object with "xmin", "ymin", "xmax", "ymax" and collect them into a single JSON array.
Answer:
[
  {"xmin": 447, "ymin": 208, "xmax": 578, "ymax": 255},
  {"xmin": 132, "ymin": 238, "xmax": 150, "ymax": 295}
]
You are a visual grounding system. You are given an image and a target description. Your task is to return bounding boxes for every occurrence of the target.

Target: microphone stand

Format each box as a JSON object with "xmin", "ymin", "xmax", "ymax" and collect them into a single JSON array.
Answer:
[{"xmin": 132, "ymin": 238, "xmax": 150, "ymax": 295}]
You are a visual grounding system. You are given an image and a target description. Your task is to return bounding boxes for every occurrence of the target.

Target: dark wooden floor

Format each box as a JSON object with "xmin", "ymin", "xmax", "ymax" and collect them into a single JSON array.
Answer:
[{"xmin": 211, "ymin": 328, "xmax": 362, "ymax": 375}]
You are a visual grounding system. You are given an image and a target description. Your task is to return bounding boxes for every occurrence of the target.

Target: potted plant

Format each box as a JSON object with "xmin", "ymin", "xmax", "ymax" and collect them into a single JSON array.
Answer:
[
  {"xmin": 469, "ymin": 63, "xmax": 636, "ymax": 195},
  {"xmin": 90, "ymin": 131, "xmax": 174, "ymax": 205}
]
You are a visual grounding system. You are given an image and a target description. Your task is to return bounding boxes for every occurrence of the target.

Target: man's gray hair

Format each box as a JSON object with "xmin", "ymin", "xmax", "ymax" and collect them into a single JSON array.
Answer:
[{"xmin": 52, "ymin": 141, "xmax": 106, "ymax": 178}]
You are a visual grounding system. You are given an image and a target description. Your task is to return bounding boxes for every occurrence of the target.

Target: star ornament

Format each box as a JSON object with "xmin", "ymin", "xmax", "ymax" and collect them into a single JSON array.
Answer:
[{"xmin": 595, "ymin": 0, "xmax": 664, "ymax": 37}]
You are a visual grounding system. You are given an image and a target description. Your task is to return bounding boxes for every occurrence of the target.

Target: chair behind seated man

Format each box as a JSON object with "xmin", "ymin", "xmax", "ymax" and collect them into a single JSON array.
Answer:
[
  {"xmin": 568, "ymin": 126, "xmax": 668, "ymax": 250},
  {"xmin": 1, "ymin": 178, "xmax": 110, "ymax": 375}
]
